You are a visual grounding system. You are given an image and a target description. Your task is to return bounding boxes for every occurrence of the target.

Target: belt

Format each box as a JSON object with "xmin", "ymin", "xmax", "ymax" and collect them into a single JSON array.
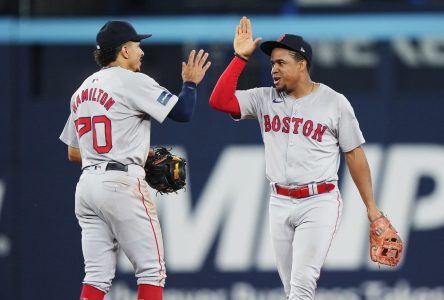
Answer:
[
  {"xmin": 275, "ymin": 182, "xmax": 335, "ymax": 199},
  {"xmin": 105, "ymin": 162, "xmax": 128, "ymax": 172}
]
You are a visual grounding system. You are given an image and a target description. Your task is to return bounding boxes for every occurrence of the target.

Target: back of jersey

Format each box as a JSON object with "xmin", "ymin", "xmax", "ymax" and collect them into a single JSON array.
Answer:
[{"xmin": 60, "ymin": 67, "xmax": 178, "ymax": 168}]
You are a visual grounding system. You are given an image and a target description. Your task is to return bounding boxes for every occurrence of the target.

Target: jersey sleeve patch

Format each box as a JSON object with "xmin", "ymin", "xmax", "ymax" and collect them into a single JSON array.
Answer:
[{"xmin": 157, "ymin": 91, "xmax": 173, "ymax": 106}]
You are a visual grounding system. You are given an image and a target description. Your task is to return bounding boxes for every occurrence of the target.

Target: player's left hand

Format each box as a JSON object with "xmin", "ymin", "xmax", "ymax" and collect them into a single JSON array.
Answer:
[{"xmin": 181, "ymin": 49, "xmax": 211, "ymax": 85}]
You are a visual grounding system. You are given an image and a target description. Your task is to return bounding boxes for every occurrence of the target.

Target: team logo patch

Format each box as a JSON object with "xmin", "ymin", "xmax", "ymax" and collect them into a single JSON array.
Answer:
[
  {"xmin": 157, "ymin": 91, "xmax": 173, "ymax": 106},
  {"xmin": 277, "ymin": 34, "xmax": 285, "ymax": 42}
]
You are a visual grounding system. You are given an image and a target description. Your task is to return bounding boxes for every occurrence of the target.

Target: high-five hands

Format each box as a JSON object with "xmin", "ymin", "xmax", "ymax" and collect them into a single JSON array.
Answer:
[
  {"xmin": 182, "ymin": 49, "xmax": 211, "ymax": 85},
  {"xmin": 234, "ymin": 16, "xmax": 262, "ymax": 60}
]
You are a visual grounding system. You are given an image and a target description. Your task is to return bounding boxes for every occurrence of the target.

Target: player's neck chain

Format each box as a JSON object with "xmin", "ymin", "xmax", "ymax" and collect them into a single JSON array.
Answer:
[
  {"xmin": 287, "ymin": 82, "xmax": 316, "ymax": 100},
  {"xmin": 302, "ymin": 82, "xmax": 315, "ymax": 97},
  {"xmin": 310, "ymin": 82, "xmax": 315, "ymax": 94}
]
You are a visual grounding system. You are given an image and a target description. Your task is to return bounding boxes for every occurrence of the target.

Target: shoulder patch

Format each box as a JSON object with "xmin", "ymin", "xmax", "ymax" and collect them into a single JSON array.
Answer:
[{"xmin": 157, "ymin": 91, "xmax": 173, "ymax": 106}]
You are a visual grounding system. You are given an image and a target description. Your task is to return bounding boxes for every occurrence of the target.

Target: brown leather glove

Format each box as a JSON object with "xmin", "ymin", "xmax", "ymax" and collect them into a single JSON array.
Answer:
[{"xmin": 369, "ymin": 215, "xmax": 403, "ymax": 267}]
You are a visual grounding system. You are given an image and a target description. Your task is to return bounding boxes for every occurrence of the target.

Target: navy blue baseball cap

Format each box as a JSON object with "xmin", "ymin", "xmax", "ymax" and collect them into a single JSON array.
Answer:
[
  {"xmin": 260, "ymin": 34, "xmax": 312, "ymax": 67},
  {"xmin": 96, "ymin": 20, "xmax": 152, "ymax": 49}
]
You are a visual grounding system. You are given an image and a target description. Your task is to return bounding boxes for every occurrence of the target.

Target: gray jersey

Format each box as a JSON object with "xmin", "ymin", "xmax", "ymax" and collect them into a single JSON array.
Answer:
[
  {"xmin": 235, "ymin": 83, "xmax": 365, "ymax": 186},
  {"xmin": 60, "ymin": 67, "xmax": 178, "ymax": 168}
]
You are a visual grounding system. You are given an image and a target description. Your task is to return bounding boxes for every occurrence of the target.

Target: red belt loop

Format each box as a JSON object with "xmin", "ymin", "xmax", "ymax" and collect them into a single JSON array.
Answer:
[{"xmin": 275, "ymin": 182, "xmax": 335, "ymax": 199}]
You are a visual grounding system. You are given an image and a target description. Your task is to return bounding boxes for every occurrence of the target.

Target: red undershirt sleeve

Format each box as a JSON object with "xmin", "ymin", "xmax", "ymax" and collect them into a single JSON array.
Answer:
[{"xmin": 209, "ymin": 55, "xmax": 248, "ymax": 117}]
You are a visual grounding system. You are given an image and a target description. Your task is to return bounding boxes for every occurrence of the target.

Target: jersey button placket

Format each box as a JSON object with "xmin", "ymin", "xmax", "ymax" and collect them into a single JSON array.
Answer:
[
  {"xmin": 288, "ymin": 102, "xmax": 299, "ymax": 149},
  {"xmin": 285, "ymin": 102, "xmax": 299, "ymax": 181}
]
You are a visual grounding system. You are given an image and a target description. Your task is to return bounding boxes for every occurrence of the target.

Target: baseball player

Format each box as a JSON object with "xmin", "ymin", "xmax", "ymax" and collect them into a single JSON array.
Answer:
[
  {"xmin": 209, "ymin": 17, "xmax": 383, "ymax": 299},
  {"xmin": 59, "ymin": 20, "xmax": 210, "ymax": 300}
]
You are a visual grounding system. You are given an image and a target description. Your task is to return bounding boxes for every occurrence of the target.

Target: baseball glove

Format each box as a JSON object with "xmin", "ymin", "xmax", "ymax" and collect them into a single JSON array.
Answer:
[
  {"xmin": 369, "ymin": 214, "xmax": 403, "ymax": 267},
  {"xmin": 144, "ymin": 147, "xmax": 186, "ymax": 194}
]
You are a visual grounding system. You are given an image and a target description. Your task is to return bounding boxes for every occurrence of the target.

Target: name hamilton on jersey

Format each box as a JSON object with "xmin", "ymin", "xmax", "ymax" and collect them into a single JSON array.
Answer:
[
  {"xmin": 263, "ymin": 114, "xmax": 328, "ymax": 142},
  {"xmin": 71, "ymin": 87, "xmax": 116, "ymax": 113}
]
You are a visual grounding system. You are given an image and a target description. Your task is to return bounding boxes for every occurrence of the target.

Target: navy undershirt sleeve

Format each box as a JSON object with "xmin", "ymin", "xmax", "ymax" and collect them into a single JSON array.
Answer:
[{"xmin": 167, "ymin": 82, "xmax": 197, "ymax": 122}]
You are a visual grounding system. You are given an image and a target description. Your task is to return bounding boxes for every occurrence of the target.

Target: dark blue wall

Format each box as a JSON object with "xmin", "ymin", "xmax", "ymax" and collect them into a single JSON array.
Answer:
[{"xmin": 0, "ymin": 40, "xmax": 443, "ymax": 300}]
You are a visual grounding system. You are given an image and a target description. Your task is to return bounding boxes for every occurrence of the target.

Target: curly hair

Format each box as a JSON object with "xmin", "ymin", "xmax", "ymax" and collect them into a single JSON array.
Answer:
[{"xmin": 93, "ymin": 45, "xmax": 122, "ymax": 67}]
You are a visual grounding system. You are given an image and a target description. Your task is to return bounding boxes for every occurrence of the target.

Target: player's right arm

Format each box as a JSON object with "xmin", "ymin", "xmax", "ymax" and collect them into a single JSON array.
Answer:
[
  {"xmin": 209, "ymin": 16, "xmax": 262, "ymax": 117},
  {"xmin": 68, "ymin": 146, "xmax": 82, "ymax": 163},
  {"xmin": 60, "ymin": 110, "xmax": 82, "ymax": 164}
]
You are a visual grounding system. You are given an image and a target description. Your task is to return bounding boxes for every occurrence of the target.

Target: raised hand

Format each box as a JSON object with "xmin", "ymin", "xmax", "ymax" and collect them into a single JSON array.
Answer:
[
  {"xmin": 234, "ymin": 16, "xmax": 262, "ymax": 60},
  {"xmin": 181, "ymin": 49, "xmax": 211, "ymax": 85}
]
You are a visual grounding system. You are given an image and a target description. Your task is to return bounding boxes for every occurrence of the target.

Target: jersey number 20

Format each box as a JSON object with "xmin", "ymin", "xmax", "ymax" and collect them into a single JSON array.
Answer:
[{"xmin": 75, "ymin": 115, "xmax": 112, "ymax": 154}]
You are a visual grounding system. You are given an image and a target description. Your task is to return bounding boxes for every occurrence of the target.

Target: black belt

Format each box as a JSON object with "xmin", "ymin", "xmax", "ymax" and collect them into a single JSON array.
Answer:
[{"xmin": 105, "ymin": 162, "xmax": 128, "ymax": 172}]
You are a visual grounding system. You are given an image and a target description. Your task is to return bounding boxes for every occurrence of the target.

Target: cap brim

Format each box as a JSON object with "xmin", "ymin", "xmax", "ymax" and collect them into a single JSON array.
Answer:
[
  {"xmin": 260, "ymin": 41, "xmax": 295, "ymax": 56},
  {"xmin": 133, "ymin": 34, "xmax": 152, "ymax": 42}
]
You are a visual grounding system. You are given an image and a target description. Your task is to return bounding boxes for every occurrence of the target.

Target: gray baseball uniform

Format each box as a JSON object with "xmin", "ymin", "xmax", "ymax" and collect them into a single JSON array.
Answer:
[
  {"xmin": 235, "ymin": 83, "xmax": 365, "ymax": 299},
  {"xmin": 60, "ymin": 66, "xmax": 178, "ymax": 292}
]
